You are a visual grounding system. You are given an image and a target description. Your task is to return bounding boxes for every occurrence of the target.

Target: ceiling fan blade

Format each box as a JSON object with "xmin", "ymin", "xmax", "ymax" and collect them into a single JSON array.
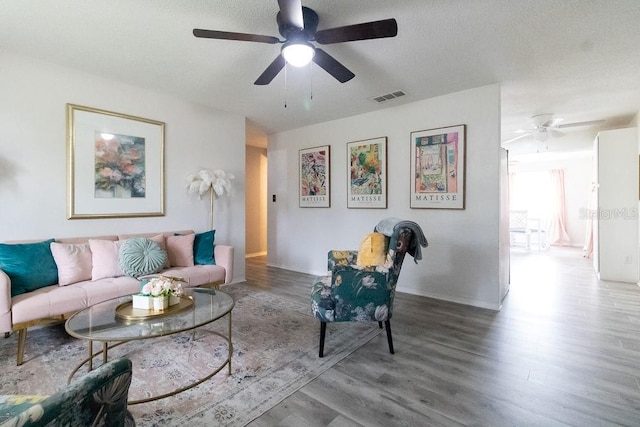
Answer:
[
  {"xmin": 505, "ymin": 128, "xmax": 533, "ymax": 134},
  {"xmin": 278, "ymin": 0, "xmax": 304, "ymax": 29},
  {"xmin": 313, "ymin": 48, "xmax": 355, "ymax": 83},
  {"xmin": 549, "ymin": 129, "xmax": 565, "ymax": 138},
  {"xmin": 193, "ymin": 29, "xmax": 280, "ymax": 44},
  {"xmin": 502, "ymin": 132, "xmax": 533, "ymax": 145},
  {"xmin": 254, "ymin": 55, "xmax": 286, "ymax": 85},
  {"xmin": 541, "ymin": 118, "xmax": 563, "ymax": 128},
  {"xmin": 315, "ymin": 18, "xmax": 398, "ymax": 44},
  {"xmin": 555, "ymin": 119, "xmax": 605, "ymax": 129}
]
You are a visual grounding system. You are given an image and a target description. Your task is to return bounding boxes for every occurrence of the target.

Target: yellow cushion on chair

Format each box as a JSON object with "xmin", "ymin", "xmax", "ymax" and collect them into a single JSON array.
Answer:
[{"xmin": 357, "ymin": 232, "xmax": 388, "ymax": 266}]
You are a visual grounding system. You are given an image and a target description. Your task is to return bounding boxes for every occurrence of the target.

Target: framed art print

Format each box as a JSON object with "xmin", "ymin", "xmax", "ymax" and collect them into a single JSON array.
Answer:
[
  {"xmin": 67, "ymin": 104, "xmax": 165, "ymax": 219},
  {"xmin": 410, "ymin": 124, "xmax": 465, "ymax": 209},
  {"xmin": 299, "ymin": 145, "xmax": 330, "ymax": 207},
  {"xmin": 347, "ymin": 137, "xmax": 387, "ymax": 208}
]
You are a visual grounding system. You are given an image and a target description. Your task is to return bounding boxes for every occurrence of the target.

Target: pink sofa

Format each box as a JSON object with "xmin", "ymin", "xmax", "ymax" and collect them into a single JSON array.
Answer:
[{"xmin": 0, "ymin": 230, "xmax": 234, "ymax": 365}]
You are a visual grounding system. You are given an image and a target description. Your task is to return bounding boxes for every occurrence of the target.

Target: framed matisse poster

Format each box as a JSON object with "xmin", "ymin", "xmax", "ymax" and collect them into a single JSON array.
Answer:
[
  {"xmin": 347, "ymin": 137, "xmax": 387, "ymax": 208},
  {"xmin": 299, "ymin": 145, "xmax": 330, "ymax": 207},
  {"xmin": 67, "ymin": 104, "xmax": 165, "ymax": 219},
  {"xmin": 410, "ymin": 124, "xmax": 465, "ymax": 209}
]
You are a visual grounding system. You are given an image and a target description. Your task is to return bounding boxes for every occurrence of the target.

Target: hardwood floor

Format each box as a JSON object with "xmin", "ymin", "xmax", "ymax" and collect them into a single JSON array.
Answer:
[{"xmin": 244, "ymin": 248, "xmax": 640, "ymax": 426}]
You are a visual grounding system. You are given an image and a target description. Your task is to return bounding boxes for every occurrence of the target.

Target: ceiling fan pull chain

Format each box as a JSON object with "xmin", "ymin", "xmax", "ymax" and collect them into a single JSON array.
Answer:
[
  {"xmin": 310, "ymin": 63, "xmax": 313, "ymax": 102},
  {"xmin": 284, "ymin": 63, "xmax": 288, "ymax": 108}
]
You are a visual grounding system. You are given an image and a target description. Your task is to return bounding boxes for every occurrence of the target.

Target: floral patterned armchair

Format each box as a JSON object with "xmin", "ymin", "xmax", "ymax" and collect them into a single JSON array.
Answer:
[
  {"xmin": 0, "ymin": 357, "xmax": 134, "ymax": 426},
  {"xmin": 311, "ymin": 219, "xmax": 427, "ymax": 357}
]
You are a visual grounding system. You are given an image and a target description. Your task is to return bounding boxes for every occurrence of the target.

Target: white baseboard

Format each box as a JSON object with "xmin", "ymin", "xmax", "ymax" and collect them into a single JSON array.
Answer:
[
  {"xmin": 396, "ymin": 285, "xmax": 501, "ymax": 311},
  {"xmin": 265, "ymin": 262, "xmax": 325, "ymax": 277}
]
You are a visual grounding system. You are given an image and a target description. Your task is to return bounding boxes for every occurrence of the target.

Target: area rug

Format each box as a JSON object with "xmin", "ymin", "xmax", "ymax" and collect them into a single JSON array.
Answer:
[{"xmin": 0, "ymin": 285, "xmax": 382, "ymax": 426}]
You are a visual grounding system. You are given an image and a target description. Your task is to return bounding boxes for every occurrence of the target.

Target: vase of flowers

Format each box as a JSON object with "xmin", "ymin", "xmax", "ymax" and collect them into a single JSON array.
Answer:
[
  {"xmin": 169, "ymin": 293, "xmax": 181, "ymax": 306},
  {"xmin": 152, "ymin": 296, "xmax": 169, "ymax": 311},
  {"xmin": 133, "ymin": 275, "xmax": 184, "ymax": 311}
]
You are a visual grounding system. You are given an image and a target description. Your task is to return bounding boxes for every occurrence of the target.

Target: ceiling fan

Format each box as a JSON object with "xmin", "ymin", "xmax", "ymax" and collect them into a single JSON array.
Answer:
[
  {"xmin": 193, "ymin": 0, "xmax": 398, "ymax": 85},
  {"xmin": 503, "ymin": 114, "xmax": 605, "ymax": 144}
]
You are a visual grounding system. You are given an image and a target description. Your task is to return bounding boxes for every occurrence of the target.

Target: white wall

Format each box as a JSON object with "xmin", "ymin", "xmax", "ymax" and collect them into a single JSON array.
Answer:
[
  {"xmin": 499, "ymin": 149, "xmax": 511, "ymax": 303},
  {"xmin": 508, "ymin": 152, "xmax": 593, "ymax": 247},
  {"xmin": 0, "ymin": 50, "xmax": 246, "ymax": 282},
  {"xmin": 596, "ymin": 127, "xmax": 639, "ymax": 283},
  {"xmin": 268, "ymin": 84, "xmax": 505, "ymax": 310}
]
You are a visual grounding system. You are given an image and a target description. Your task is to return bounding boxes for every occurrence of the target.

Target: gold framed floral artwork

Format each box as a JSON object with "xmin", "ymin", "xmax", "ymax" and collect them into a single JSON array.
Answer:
[
  {"xmin": 66, "ymin": 104, "xmax": 165, "ymax": 219},
  {"xmin": 410, "ymin": 124, "xmax": 465, "ymax": 209}
]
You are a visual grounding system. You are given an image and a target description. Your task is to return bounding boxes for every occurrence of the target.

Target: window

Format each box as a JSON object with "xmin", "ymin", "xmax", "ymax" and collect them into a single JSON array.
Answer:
[{"xmin": 510, "ymin": 170, "xmax": 552, "ymax": 221}]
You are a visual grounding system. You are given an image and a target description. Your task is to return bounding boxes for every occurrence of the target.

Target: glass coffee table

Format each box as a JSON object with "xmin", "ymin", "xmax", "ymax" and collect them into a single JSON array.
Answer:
[{"xmin": 65, "ymin": 288, "xmax": 234, "ymax": 405}]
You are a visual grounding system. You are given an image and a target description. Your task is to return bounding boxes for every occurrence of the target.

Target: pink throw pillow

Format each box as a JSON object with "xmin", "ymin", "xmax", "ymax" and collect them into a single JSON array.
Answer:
[
  {"xmin": 166, "ymin": 234, "xmax": 195, "ymax": 267},
  {"xmin": 88, "ymin": 239, "xmax": 124, "ymax": 280},
  {"xmin": 50, "ymin": 242, "xmax": 92, "ymax": 286}
]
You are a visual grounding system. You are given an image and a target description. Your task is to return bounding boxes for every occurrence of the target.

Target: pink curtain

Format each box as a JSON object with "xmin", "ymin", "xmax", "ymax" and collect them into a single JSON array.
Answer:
[
  {"xmin": 548, "ymin": 169, "xmax": 571, "ymax": 246},
  {"xmin": 582, "ymin": 182, "xmax": 596, "ymax": 258}
]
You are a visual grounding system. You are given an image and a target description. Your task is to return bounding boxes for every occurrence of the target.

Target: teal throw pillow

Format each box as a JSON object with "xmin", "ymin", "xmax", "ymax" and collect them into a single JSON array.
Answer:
[
  {"xmin": 0, "ymin": 239, "xmax": 58, "ymax": 297},
  {"xmin": 118, "ymin": 237, "xmax": 167, "ymax": 278},
  {"xmin": 175, "ymin": 230, "xmax": 216, "ymax": 265},
  {"xmin": 194, "ymin": 230, "xmax": 216, "ymax": 265}
]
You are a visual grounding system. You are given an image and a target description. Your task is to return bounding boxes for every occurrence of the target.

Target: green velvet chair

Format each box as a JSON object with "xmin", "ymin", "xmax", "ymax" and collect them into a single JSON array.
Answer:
[
  {"xmin": 0, "ymin": 357, "xmax": 134, "ymax": 426},
  {"xmin": 311, "ymin": 219, "xmax": 427, "ymax": 357}
]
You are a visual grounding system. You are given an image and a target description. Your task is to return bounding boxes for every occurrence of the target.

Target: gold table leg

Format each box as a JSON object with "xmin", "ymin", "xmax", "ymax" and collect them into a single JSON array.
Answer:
[
  {"xmin": 88, "ymin": 341, "xmax": 93, "ymax": 371},
  {"xmin": 87, "ymin": 341, "xmax": 108, "ymax": 371},
  {"xmin": 16, "ymin": 329, "xmax": 27, "ymax": 366},
  {"xmin": 228, "ymin": 311, "xmax": 233, "ymax": 375}
]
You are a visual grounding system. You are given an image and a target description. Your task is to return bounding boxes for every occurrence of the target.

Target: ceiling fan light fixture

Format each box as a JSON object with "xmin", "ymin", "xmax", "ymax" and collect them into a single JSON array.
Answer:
[
  {"xmin": 282, "ymin": 41, "xmax": 315, "ymax": 67},
  {"xmin": 534, "ymin": 129, "xmax": 549, "ymax": 142},
  {"xmin": 193, "ymin": 5, "xmax": 397, "ymax": 85}
]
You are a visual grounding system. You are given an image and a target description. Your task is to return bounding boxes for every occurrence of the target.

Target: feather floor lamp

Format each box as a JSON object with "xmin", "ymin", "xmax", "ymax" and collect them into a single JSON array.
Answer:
[{"xmin": 187, "ymin": 169, "xmax": 234, "ymax": 229}]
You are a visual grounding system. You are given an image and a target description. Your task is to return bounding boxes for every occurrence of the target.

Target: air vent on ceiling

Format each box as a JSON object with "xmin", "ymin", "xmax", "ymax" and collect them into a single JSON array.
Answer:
[{"xmin": 370, "ymin": 90, "xmax": 406, "ymax": 103}]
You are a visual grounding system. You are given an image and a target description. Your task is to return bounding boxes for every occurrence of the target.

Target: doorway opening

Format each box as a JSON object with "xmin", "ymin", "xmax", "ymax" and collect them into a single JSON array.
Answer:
[{"xmin": 246, "ymin": 127, "xmax": 268, "ymax": 258}]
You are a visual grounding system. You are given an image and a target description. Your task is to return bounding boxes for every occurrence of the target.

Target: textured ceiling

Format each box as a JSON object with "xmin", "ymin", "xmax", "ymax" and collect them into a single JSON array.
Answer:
[{"xmin": 1, "ymin": 0, "xmax": 639, "ymax": 152}]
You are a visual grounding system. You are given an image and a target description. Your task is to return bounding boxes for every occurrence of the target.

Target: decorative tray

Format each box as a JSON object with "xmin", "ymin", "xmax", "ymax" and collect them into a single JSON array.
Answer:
[{"xmin": 115, "ymin": 296, "xmax": 194, "ymax": 322}]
